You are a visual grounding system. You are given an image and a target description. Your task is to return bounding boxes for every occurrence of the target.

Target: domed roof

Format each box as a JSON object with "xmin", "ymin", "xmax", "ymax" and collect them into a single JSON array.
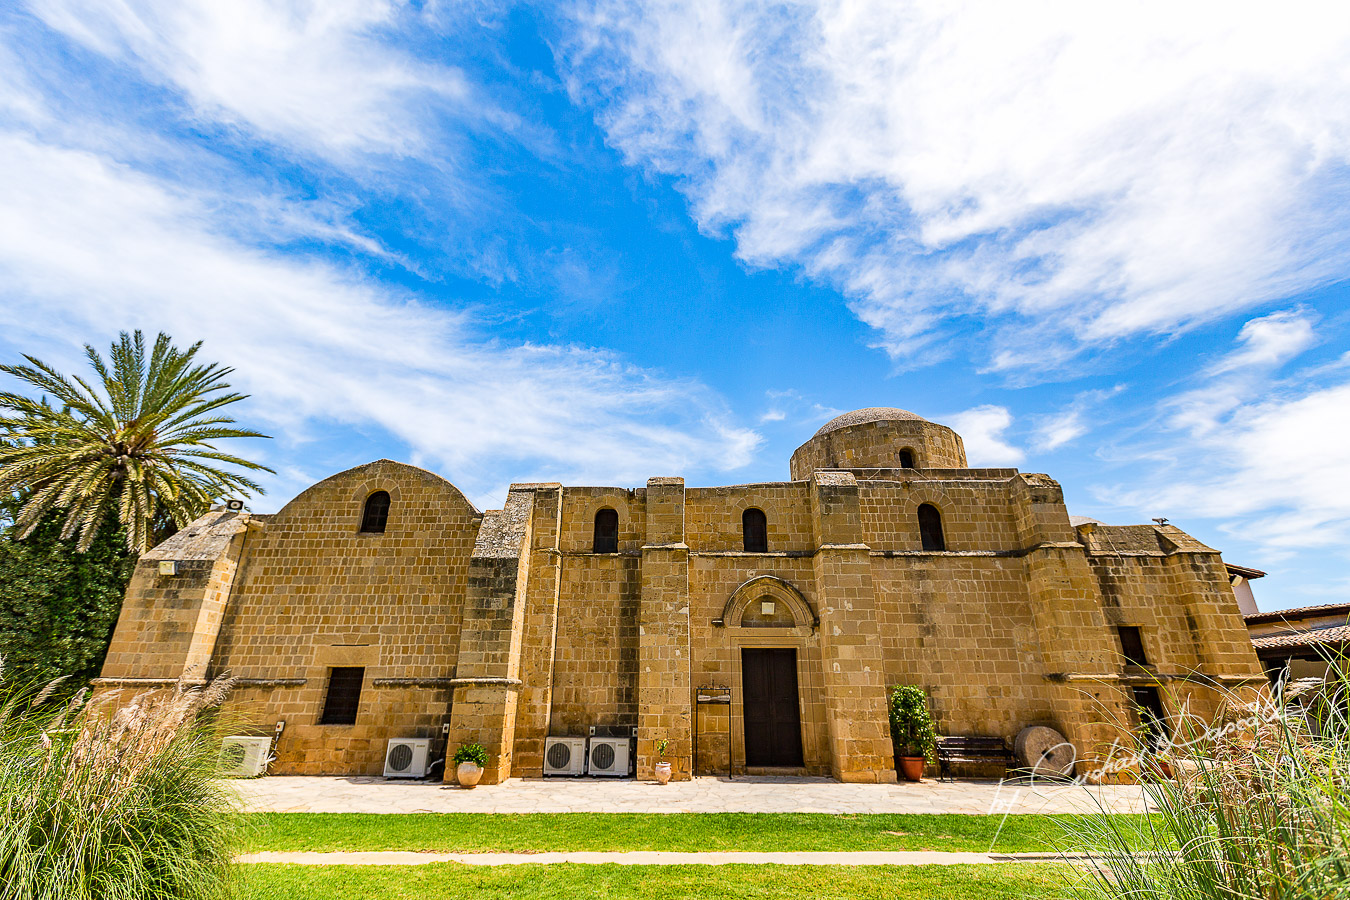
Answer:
[{"xmin": 813, "ymin": 407, "xmax": 927, "ymax": 437}]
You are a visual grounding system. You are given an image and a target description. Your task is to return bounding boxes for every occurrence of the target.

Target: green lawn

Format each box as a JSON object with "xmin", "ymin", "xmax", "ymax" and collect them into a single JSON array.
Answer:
[
  {"xmin": 239, "ymin": 863, "xmax": 1076, "ymax": 900},
  {"xmin": 245, "ymin": 812, "xmax": 1145, "ymax": 854}
]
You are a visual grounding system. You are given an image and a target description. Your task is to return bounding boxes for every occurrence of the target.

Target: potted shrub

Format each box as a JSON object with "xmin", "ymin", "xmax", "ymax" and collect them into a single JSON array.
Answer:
[
  {"xmin": 453, "ymin": 742, "xmax": 488, "ymax": 788},
  {"xmin": 654, "ymin": 738, "xmax": 672, "ymax": 785},
  {"xmin": 889, "ymin": 685, "xmax": 937, "ymax": 782}
]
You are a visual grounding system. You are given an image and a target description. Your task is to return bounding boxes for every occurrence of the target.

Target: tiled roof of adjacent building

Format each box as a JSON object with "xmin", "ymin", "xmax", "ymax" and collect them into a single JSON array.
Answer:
[
  {"xmin": 1244, "ymin": 602, "xmax": 1350, "ymax": 625},
  {"xmin": 1250, "ymin": 625, "xmax": 1350, "ymax": 652},
  {"xmin": 813, "ymin": 407, "xmax": 927, "ymax": 436}
]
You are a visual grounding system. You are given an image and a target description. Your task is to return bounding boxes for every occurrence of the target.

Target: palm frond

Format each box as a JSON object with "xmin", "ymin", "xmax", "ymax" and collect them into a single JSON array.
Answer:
[{"xmin": 0, "ymin": 330, "xmax": 272, "ymax": 553}]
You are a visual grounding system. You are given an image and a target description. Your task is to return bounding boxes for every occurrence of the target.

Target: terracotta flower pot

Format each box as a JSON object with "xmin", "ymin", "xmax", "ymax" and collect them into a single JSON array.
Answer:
[
  {"xmin": 655, "ymin": 761, "xmax": 672, "ymax": 785},
  {"xmin": 457, "ymin": 761, "xmax": 483, "ymax": 788},
  {"xmin": 899, "ymin": 756, "xmax": 925, "ymax": 782}
]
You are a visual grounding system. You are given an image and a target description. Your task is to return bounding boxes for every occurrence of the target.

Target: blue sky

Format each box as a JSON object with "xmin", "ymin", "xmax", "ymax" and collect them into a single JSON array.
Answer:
[{"xmin": 2, "ymin": 2, "xmax": 1349, "ymax": 612}]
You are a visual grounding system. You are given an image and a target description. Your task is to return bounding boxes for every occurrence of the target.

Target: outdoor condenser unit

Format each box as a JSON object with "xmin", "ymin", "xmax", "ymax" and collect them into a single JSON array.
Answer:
[
  {"xmin": 543, "ymin": 736, "xmax": 587, "ymax": 776},
  {"xmin": 383, "ymin": 738, "xmax": 430, "ymax": 778},
  {"xmin": 218, "ymin": 736, "xmax": 272, "ymax": 778},
  {"xmin": 586, "ymin": 736, "xmax": 632, "ymax": 777}
]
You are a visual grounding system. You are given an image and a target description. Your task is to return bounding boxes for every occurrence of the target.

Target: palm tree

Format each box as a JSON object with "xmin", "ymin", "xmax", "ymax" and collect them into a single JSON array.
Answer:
[{"xmin": 0, "ymin": 331, "xmax": 273, "ymax": 553}]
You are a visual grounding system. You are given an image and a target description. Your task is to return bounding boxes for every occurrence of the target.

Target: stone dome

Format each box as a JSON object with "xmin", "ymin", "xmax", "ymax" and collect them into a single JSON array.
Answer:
[
  {"xmin": 813, "ymin": 407, "xmax": 927, "ymax": 437},
  {"xmin": 791, "ymin": 405, "xmax": 966, "ymax": 478}
]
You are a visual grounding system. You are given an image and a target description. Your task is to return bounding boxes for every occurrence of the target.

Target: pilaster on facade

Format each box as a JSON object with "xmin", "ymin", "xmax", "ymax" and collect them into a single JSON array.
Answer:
[
  {"xmin": 637, "ymin": 477, "xmax": 693, "ymax": 781},
  {"xmin": 808, "ymin": 470, "xmax": 897, "ymax": 783},
  {"xmin": 446, "ymin": 488, "xmax": 535, "ymax": 784}
]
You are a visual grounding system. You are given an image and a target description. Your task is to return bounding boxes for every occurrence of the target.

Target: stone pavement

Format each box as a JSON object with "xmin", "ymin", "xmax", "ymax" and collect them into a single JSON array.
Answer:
[
  {"xmin": 233, "ymin": 774, "xmax": 1150, "ymax": 815},
  {"xmin": 238, "ymin": 850, "xmax": 1063, "ymax": 866}
]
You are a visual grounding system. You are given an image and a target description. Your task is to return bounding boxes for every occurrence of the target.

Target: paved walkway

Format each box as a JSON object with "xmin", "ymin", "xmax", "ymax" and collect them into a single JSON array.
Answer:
[
  {"xmin": 234, "ymin": 775, "xmax": 1149, "ymax": 815},
  {"xmin": 238, "ymin": 850, "xmax": 1069, "ymax": 866}
]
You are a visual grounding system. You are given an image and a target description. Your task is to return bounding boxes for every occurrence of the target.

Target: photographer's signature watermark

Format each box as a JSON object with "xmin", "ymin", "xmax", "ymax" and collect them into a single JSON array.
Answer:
[{"xmin": 983, "ymin": 688, "xmax": 1299, "ymax": 851}]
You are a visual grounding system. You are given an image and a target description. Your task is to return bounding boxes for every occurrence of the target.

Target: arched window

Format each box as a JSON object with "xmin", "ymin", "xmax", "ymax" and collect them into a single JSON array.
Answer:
[
  {"xmin": 917, "ymin": 503, "xmax": 945, "ymax": 551},
  {"xmin": 593, "ymin": 508, "xmax": 619, "ymax": 553},
  {"xmin": 898, "ymin": 448, "xmax": 916, "ymax": 468},
  {"xmin": 360, "ymin": 491, "xmax": 391, "ymax": 534},
  {"xmin": 742, "ymin": 508, "xmax": 768, "ymax": 553}
]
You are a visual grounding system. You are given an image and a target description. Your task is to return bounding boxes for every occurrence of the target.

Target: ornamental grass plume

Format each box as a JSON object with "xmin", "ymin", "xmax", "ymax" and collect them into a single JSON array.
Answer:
[
  {"xmin": 1068, "ymin": 658, "xmax": 1350, "ymax": 900},
  {"xmin": 0, "ymin": 670, "xmax": 242, "ymax": 900}
]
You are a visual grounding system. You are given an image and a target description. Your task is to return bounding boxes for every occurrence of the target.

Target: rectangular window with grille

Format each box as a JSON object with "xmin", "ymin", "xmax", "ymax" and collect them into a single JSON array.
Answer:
[
  {"xmin": 320, "ymin": 666, "xmax": 364, "ymax": 725},
  {"xmin": 1116, "ymin": 626, "xmax": 1149, "ymax": 666}
]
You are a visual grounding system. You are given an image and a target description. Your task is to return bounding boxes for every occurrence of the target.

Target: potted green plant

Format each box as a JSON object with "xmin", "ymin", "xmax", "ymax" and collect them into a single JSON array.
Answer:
[
  {"xmin": 888, "ymin": 686, "xmax": 937, "ymax": 782},
  {"xmin": 654, "ymin": 738, "xmax": 672, "ymax": 785},
  {"xmin": 453, "ymin": 742, "xmax": 488, "ymax": 788}
]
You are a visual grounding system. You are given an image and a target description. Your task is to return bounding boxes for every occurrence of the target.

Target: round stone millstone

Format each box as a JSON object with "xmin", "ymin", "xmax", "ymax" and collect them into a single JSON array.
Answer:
[{"xmin": 1015, "ymin": 725, "xmax": 1077, "ymax": 776}]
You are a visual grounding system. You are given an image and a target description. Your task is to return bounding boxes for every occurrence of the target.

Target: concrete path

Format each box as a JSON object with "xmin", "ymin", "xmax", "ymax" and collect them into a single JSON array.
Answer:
[
  {"xmin": 234, "ymin": 774, "xmax": 1149, "ymax": 815},
  {"xmin": 238, "ymin": 850, "xmax": 1069, "ymax": 866}
]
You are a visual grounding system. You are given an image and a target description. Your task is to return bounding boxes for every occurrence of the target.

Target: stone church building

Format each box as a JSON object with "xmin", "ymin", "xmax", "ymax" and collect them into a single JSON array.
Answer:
[{"xmin": 96, "ymin": 408, "xmax": 1264, "ymax": 783}]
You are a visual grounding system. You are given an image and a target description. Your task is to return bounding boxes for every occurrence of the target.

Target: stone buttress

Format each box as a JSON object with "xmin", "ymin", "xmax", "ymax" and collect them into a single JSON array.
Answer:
[{"xmin": 444, "ymin": 488, "xmax": 535, "ymax": 784}]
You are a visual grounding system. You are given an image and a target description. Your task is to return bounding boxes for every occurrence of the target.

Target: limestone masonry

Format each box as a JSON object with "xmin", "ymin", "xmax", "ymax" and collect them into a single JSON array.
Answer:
[{"xmin": 96, "ymin": 408, "xmax": 1265, "ymax": 783}]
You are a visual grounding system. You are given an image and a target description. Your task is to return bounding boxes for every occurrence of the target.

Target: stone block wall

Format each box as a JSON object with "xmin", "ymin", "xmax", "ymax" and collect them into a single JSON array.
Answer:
[
  {"xmin": 683, "ymin": 484, "xmax": 814, "ymax": 553},
  {"xmin": 97, "ymin": 415, "xmax": 1267, "ymax": 784},
  {"xmin": 207, "ymin": 460, "xmax": 482, "ymax": 775},
  {"xmin": 688, "ymin": 556, "xmax": 831, "ymax": 775},
  {"xmin": 549, "ymin": 554, "xmax": 640, "ymax": 734}
]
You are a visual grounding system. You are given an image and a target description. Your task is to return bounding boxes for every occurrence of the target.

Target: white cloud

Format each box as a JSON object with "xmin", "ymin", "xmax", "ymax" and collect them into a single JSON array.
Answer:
[
  {"xmin": 0, "ymin": 132, "xmax": 761, "ymax": 509},
  {"xmin": 1035, "ymin": 410, "xmax": 1087, "ymax": 453},
  {"xmin": 1207, "ymin": 309, "xmax": 1318, "ymax": 376},
  {"xmin": 562, "ymin": 1, "xmax": 1350, "ymax": 367},
  {"xmin": 1030, "ymin": 386, "xmax": 1124, "ymax": 451},
  {"xmin": 1094, "ymin": 309, "xmax": 1350, "ymax": 562},
  {"xmin": 26, "ymin": 0, "xmax": 479, "ymax": 161},
  {"xmin": 1106, "ymin": 379, "xmax": 1350, "ymax": 560},
  {"xmin": 945, "ymin": 405, "xmax": 1023, "ymax": 466}
]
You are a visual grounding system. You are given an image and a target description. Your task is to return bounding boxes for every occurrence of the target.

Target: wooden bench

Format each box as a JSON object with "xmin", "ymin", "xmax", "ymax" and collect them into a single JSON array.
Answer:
[{"xmin": 935, "ymin": 736, "xmax": 1016, "ymax": 782}]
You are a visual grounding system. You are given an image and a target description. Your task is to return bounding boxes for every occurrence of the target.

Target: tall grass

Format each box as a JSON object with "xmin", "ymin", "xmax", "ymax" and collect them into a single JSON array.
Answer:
[
  {"xmin": 0, "ymin": 668, "xmax": 242, "ymax": 900},
  {"xmin": 1069, "ymin": 661, "xmax": 1350, "ymax": 900}
]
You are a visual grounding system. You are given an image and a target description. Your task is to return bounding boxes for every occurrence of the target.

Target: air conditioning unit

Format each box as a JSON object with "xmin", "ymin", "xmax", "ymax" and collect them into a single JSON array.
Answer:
[
  {"xmin": 384, "ymin": 738, "xmax": 430, "ymax": 778},
  {"xmin": 543, "ymin": 736, "xmax": 587, "ymax": 776},
  {"xmin": 587, "ymin": 736, "xmax": 631, "ymax": 777},
  {"xmin": 218, "ymin": 736, "xmax": 271, "ymax": 778}
]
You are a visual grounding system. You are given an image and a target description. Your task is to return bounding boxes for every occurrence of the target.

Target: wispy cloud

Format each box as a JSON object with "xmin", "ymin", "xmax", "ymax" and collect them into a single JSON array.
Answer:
[
  {"xmin": 1206, "ymin": 309, "xmax": 1318, "ymax": 376},
  {"xmin": 1099, "ymin": 309, "xmax": 1350, "ymax": 562},
  {"xmin": 0, "ymin": 132, "xmax": 760, "ymax": 509},
  {"xmin": 561, "ymin": 1, "xmax": 1350, "ymax": 369},
  {"xmin": 27, "ymin": 0, "xmax": 476, "ymax": 161},
  {"xmin": 1031, "ymin": 386, "xmax": 1124, "ymax": 452}
]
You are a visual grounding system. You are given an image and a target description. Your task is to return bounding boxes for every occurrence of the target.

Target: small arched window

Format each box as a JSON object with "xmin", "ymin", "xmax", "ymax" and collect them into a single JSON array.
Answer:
[
  {"xmin": 593, "ymin": 508, "xmax": 619, "ymax": 553},
  {"xmin": 917, "ymin": 503, "xmax": 945, "ymax": 551},
  {"xmin": 742, "ymin": 508, "xmax": 768, "ymax": 553},
  {"xmin": 898, "ymin": 448, "xmax": 916, "ymax": 468},
  {"xmin": 360, "ymin": 491, "xmax": 391, "ymax": 533}
]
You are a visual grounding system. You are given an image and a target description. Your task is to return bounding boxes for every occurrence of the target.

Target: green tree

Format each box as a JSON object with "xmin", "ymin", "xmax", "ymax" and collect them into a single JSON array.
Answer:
[
  {"xmin": 0, "ymin": 498, "xmax": 136, "ymax": 686},
  {"xmin": 0, "ymin": 331, "xmax": 273, "ymax": 553}
]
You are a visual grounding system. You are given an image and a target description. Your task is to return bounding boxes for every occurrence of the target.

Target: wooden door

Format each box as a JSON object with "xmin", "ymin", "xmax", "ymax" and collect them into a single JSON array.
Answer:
[{"xmin": 741, "ymin": 648, "xmax": 804, "ymax": 767}]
